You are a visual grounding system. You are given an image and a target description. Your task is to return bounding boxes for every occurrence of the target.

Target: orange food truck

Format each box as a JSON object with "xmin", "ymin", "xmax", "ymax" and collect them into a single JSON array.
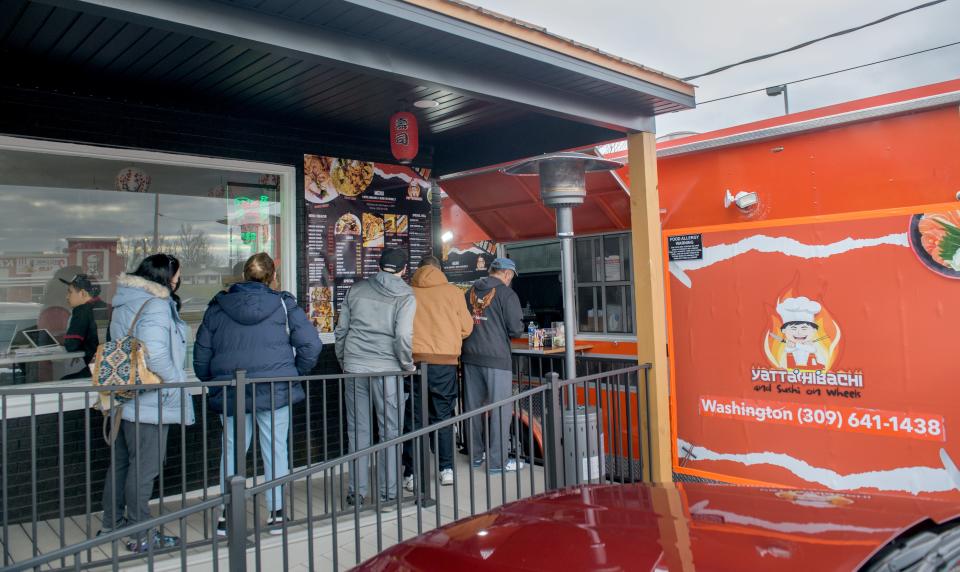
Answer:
[{"xmin": 440, "ymin": 78, "xmax": 960, "ymax": 498}]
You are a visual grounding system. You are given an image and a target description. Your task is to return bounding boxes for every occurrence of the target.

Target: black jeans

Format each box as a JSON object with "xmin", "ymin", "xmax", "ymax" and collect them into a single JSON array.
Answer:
[{"xmin": 402, "ymin": 365, "xmax": 458, "ymax": 481}]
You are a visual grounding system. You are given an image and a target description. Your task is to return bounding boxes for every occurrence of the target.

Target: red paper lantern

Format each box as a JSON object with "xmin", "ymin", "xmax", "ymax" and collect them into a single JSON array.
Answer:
[{"xmin": 390, "ymin": 111, "xmax": 418, "ymax": 164}]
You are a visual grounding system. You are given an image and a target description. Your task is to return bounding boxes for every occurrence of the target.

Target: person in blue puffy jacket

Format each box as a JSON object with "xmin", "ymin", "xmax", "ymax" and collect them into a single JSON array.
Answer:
[
  {"xmin": 193, "ymin": 252, "xmax": 320, "ymax": 536},
  {"xmin": 100, "ymin": 253, "xmax": 195, "ymax": 553}
]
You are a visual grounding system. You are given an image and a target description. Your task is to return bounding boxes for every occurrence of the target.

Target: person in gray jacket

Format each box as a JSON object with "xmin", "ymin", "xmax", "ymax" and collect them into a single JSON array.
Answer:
[
  {"xmin": 462, "ymin": 258, "xmax": 525, "ymax": 473},
  {"xmin": 335, "ymin": 248, "xmax": 415, "ymax": 508},
  {"xmin": 99, "ymin": 254, "xmax": 196, "ymax": 553}
]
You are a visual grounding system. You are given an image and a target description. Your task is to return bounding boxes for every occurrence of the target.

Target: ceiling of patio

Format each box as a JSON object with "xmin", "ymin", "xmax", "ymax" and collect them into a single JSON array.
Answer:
[{"xmin": 0, "ymin": 0, "xmax": 694, "ymax": 174}]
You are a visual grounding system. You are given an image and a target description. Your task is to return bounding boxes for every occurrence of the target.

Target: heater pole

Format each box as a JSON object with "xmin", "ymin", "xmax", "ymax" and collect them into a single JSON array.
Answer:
[
  {"xmin": 502, "ymin": 152, "xmax": 624, "ymax": 412},
  {"xmin": 557, "ymin": 207, "xmax": 577, "ymax": 403}
]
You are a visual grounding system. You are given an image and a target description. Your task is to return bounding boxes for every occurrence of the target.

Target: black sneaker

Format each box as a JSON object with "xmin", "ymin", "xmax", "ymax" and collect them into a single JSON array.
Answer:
[
  {"xmin": 216, "ymin": 517, "xmax": 227, "ymax": 537},
  {"xmin": 345, "ymin": 493, "xmax": 364, "ymax": 507},
  {"xmin": 266, "ymin": 510, "xmax": 287, "ymax": 535}
]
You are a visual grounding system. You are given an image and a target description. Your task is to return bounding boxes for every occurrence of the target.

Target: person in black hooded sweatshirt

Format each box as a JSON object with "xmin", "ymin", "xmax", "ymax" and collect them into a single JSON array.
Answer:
[
  {"xmin": 461, "ymin": 258, "xmax": 525, "ymax": 474},
  {"xmin": 193, "ymin": 252, "xmax": 320, "ymax": 536}
]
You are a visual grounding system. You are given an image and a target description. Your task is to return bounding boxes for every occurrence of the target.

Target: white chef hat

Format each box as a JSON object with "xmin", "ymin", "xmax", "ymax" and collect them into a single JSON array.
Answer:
[{"xmin": 776, "ymin": 296, "xmax": 821, "ymax": 325}]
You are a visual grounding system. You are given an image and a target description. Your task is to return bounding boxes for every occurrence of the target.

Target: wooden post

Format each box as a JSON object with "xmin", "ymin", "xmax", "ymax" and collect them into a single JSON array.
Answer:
[{"xmin": 627, "ymin": 131, "xmax": 672, "ymax": 483}]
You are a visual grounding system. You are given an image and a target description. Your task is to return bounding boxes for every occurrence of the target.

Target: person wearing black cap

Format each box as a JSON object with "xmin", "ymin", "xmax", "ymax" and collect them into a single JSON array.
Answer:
[
  {"xmin": 335, "ymin": 247, "xmax": 416, "ymax": 509},
  {"xmin": 60, "ymin": 274, "xmax": 108, "ymax": 379}
]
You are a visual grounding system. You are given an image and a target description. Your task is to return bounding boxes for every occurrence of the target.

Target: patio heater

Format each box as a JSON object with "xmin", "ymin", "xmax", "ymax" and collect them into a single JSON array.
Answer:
[
  {"xmin": 503, "ymin": 152, "xmax": 622, "ymax": 378},
  {"xmin": 504, "ymin": 152, "xmax": 622, "ymax": 484}
]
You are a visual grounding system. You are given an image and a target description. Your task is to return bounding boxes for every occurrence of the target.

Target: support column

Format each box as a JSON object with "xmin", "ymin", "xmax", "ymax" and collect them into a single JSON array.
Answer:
[
  {"xmin": 627, "ymin": 131, "xmax": 671, "ymax": 483},
  {"xmin": 430, "ymin": 180, "xmax": 443, "ymax": 259}
]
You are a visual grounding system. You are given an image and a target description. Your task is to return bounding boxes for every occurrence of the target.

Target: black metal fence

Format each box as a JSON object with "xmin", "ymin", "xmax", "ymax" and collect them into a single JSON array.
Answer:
[{"xmin": 0, "ymin": 362, "xmax": 650, "ymax": 571}]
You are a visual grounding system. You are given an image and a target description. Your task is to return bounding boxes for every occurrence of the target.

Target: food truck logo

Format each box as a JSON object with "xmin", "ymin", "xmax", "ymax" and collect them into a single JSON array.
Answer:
[{"xmin": 763, "ymin": 292, "xmax": 842, "ymax": 372}]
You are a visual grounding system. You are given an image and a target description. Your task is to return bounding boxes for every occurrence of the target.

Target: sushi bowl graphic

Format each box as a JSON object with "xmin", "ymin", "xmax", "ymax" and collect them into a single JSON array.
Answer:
[{"xmin": 909, "ymin": 209, "xmax": 960, "ymax": 279}]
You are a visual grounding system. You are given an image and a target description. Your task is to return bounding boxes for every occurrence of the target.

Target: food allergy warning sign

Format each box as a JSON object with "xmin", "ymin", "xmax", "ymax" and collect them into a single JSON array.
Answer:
[{"xmin": 667, "ymin": 233, "xmax": 702, "ymax": 261}]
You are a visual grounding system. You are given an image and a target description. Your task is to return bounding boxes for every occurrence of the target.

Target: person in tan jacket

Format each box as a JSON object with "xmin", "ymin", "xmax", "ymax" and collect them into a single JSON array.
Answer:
[{"xmin": 403, "ymin": 256, "xmax": 473, "ymax": 488}]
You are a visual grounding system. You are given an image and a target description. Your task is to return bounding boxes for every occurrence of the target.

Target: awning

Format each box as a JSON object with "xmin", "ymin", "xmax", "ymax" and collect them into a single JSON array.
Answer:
[{"xmin": 439, "ymin": 160, "xmax": 630, "ymax": 242}]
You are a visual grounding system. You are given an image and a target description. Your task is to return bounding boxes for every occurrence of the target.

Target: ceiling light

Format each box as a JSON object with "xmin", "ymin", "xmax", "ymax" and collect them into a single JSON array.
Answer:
[
  {"xmin": 441, "ymin": 231, "xmax": 454, "ymax": 243},
  {"xmin": 413, "ymin": 99, "xmax": 440, "ymax": 109}
]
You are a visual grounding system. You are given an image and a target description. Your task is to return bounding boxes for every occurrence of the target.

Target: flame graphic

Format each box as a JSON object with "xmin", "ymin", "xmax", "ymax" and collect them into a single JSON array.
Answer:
[{"xmin": 764, "ymin": 289, "xmax": 842, "ymax": 371}]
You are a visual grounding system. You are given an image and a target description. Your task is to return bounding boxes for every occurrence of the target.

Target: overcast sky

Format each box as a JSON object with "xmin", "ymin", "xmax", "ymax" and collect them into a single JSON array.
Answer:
[{"xmin": 472, "ymin": 0, "xmax": 960, "ymax": 136}]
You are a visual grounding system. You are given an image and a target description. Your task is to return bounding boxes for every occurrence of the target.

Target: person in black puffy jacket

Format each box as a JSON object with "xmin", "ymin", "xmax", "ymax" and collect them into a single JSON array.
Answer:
[{"xmin": 193, "ymin": 252, "xmax": 320, "ymax": 535}]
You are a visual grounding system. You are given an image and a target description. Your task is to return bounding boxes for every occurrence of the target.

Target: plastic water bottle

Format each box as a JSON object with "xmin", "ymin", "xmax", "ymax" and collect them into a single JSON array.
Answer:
[{"xmin": 528, "ymin": 321, "xmax": 538, "ymax": 348}]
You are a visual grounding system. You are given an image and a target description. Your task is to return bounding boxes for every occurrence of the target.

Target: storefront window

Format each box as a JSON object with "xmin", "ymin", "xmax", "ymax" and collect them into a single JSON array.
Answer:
[
  {"xmin": 575, "ymin": 233, "xmax": 634, "ymax": 335},
  {"xmin": 0, "ymin": 146, "xmax": 287, "ymax": 385}
]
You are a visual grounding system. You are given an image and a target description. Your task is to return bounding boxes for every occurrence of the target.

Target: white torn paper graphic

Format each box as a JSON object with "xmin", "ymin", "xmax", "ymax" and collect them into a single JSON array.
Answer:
[
  {"xmin": 689, "ymin": 500, "xmax": 899, "ymax": 535},
  {"xmin": 670, "ymin": 233, "xmax": 909, "ymax": 287},
  {"xmin": 678, "ymin": 439, "xmax": 957, "ymax": 495}
]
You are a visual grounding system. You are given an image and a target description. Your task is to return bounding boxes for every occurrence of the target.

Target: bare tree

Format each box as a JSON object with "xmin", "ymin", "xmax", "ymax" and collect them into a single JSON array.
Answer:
[
  {"xmin": 118, "ymin": 234, "xmax": 172, "ymax": 272},
  {"xmin": 118, "ymin": 224, "xmax": 218, "ymax": 273},
  {"xmin": 172, "ymin": 224, "xmax": 216, "ymax": 270}
]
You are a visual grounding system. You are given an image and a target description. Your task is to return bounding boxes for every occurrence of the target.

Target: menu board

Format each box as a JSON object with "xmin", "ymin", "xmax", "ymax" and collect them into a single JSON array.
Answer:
[
  {"xmin": 304, "ymin": 154, "xmax": 433, "ymax": 343},
  {"xmin": 443, "ymin": 240, "xmax": 497, "ymax": 289}
]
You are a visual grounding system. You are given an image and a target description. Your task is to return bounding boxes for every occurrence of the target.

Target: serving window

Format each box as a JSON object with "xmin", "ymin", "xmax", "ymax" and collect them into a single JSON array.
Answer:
[
  {"xmin": 575, "ymin": 233, "xmax": 634, "ymax": 335},
  {"xmin": 0, "ymin": 140, "xmax": 293, "ymax": 385}
]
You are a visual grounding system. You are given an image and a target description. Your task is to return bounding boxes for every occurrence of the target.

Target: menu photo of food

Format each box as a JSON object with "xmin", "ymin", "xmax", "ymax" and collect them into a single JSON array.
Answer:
[
  {"xmin": 362, "ymin": 212, "xmax": 385, "ymax": 248},
  {"xmin": 910, "ymin": 209, "xmax": 960, "ymax": 278},
  {"xmin": 384, "ymin": 214, "xmax": 409, "ymax": 235},
  {"xmin": 332, "ymin": 159, "xmax": 375, "ymax": 198},
  {"xmin": 308, "ymin": 286, "xmax": 335, "ymax": 333},
  {"xmin": 334, "ymin": 213, "xmax": 361, "ymax": 235},
  {"xmin": 304, "ymin": 154, "xmax": 338, "ymax": 204},
  {"xmin": 395, "ymin": 214, "xmax": 408, "ymax": 235}
]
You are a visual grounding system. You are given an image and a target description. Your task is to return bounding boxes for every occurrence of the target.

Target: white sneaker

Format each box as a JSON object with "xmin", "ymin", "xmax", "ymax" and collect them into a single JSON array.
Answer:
[
  {"xmin": 487, "ymin": 458, "xmax": 525, "ymax": 475},
  {"xmin": 504, "ymin": 458, "xmax": 524, "ymax": 472},
  {"xmin": 403, "ymin": 474, "xmax": 414, "ymax": 492},
  {"xmin": 440, "ymin": 468, "xmax": 454, "ymax": 486}
]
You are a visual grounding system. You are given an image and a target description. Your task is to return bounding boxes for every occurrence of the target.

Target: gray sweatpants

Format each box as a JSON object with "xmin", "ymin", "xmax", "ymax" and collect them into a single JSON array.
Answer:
[
  {"xmin": 344, "ymin": 375, "xmax": 404, "ymax": 501},
  {"xmin": 101, "ymin": 421, "xmax": 169, "ymax": 539},
  {"xmin": 463, "ymin": 365, "xmax": 512, "ymax": 470}
]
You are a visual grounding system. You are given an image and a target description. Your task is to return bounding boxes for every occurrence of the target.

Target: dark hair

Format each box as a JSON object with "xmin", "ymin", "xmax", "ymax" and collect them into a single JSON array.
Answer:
[
  {"xmin": 243, "ymin": 252, "xmax": 276, "ymax": 285},
  {"xmin": 418, "ymin": 255, "xmax": 442, "ymax": 270},
  {"xmin": 131, "ymin": 253, "xmax": 182, "ymax": 311},
  {"xmin": 781, "ymin": 321, "xmax": 818, "ymax": 331}
]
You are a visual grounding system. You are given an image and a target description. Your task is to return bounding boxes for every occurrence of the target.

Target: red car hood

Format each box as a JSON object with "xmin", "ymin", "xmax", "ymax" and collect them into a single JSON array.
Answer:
[{"xmin": 354, "ymin": 482, "xmax": 960, "ymax": 571}]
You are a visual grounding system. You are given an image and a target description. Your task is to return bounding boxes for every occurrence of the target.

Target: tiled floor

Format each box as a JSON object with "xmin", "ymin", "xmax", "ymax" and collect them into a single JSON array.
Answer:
[{"xmin": 2, "ymin": 453, "xmax": 556, "ymax": 571}]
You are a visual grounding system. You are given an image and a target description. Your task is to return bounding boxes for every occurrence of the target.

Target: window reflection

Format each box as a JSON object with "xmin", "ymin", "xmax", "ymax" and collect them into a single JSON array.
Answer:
[{"xmin": 0, "ymin": 149, "xmax": 283, "ymax": 385}]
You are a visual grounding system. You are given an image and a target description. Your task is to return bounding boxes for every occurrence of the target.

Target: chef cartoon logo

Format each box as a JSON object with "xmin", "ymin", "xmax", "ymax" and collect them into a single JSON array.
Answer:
[{"xmin": 764, "ymin": 294, "xmax": 842, "ymax": 372}]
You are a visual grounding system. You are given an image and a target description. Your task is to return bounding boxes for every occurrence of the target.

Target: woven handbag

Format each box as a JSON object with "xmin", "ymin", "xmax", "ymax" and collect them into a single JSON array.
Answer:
[{"xmin": 90, "ymin": 298, "xmax": 163, "ymax": 443}]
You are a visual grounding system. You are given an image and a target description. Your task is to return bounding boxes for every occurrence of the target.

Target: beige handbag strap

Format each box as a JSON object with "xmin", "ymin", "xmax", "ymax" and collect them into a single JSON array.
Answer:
[
  {"xmin": 102, "ymin": 406, "xmax": 124, "ymax": 446},
  {"xmin": 127, "ymin": 298, "xmax": 161, "ymax": 337}
]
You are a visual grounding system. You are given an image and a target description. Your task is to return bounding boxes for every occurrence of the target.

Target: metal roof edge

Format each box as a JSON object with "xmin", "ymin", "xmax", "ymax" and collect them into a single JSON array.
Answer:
[
  {"xmin": 656, "ymin": 89, "xmax": 960, "ymax": 158},
  {"xmin": 347, "ymin": 0, "xmax": 695, "ymax": 108}
]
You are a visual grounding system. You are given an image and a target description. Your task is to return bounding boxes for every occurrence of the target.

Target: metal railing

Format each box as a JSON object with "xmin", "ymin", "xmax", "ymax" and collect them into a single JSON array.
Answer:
[{"xmin": 0, "ymin": 362, "xmax": 651, "ymax": 571}]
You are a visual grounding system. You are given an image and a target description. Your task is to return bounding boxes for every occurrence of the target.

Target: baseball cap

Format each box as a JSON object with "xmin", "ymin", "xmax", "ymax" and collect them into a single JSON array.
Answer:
[
  {"xmin": 379, "ymin": 248, "xmax": 409, "ymax": 273},
  {"xmin": 59, "ymin": 273, "xmax": 101, "ymax": 297},
  {"xmin": 490, "ymin": 257, "xmax": 518, "ymax": 276}
]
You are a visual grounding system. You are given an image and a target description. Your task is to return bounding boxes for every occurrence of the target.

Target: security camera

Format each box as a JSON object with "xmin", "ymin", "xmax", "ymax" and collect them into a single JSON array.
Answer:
[{"xmin": 724, "ymin": 189, "xmax": 759, "ymax": 211}]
